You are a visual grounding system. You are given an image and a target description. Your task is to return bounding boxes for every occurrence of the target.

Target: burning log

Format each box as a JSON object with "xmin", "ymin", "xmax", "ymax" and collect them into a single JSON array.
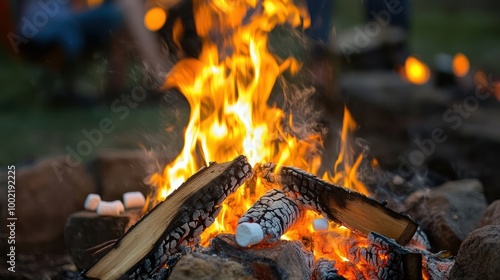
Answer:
[
  {"xmin": 423, "ymin": 252, "xmax": 454, "ymax": 280},
  {"xmin": 314, "ymin": 258, "xmax": 346, "ymax": 280},
  {"xmin": 236, "ymin": 189, "xmax": 303, "ymax": 247},
  {"xmin": 408, "ymin": 227, "xmax": 431, "ymax": 251},
  {"xmin": 338, "ymin": 232, "xmax": 423, "ymax": 280},
  {"xmin": 84, "ymin": 155, "xmax": 253, "ymax": 280},
  {"xmin": 256, "ymin": 163, "xmax": 418, "ymax": 245}
]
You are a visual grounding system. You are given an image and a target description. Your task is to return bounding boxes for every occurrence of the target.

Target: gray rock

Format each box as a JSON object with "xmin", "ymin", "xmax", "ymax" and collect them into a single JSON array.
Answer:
[
  {"xmin": 450, "ymin": 225, "xmax": 500, "ymax": 280},
  {"xmin": 404, "ymin": 179, "xmax": 487, "ymax": 254},
  {"xmin": 169, "ymin": 253, "xmax": 252, "ymax": 280},
  {"xmin": 209, "ymin": 234, "xmax": 314, "ymax": 280},
  {"xmin": 1, "ymin": 156, "xmax": 96, "ymax": 246},
  {"xmin": 479, "ymin": 200, "xmax": 500, "ymax": 227}
]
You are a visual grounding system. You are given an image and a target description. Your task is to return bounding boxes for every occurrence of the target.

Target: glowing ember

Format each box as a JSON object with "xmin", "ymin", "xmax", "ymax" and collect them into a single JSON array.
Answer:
[
  {"xmin": 452, "ymin": 53, "xmax": 470, "ymax": 78},
  {"xmin": 149, "ymin": 0, "xmax": 372, "ymax": 274},
  {"xmin": 144, "ymin": 7, "xmax": 167, "ymax": 31},
  {"xmin": 87, "ymin": 0, "xmax": 104, "ymax": 8},
  {"xmin": 404, "ymin": 56, "xmax": 430, "ymax": 85}
]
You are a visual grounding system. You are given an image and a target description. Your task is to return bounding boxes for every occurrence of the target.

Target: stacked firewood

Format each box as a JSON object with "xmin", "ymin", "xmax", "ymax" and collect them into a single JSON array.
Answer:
[{"xmin": 83, "ymin": 156, "xmax": 445, "ymax": 280}]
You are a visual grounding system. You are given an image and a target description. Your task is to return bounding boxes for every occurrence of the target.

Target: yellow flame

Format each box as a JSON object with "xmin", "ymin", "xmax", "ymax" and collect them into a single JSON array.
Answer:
[
  {"xmin": 151, "ymin": 0, "xmax": 375, "ymax": 270},
  {"xmin": 452, "ymin": 53, "xmax": 470, "ymax": 78},
  {"xmin": 405, "ymin": 56, "xmax": 430, "ymax": 85},
  {"xmin": 323, "ymin": 107, "xmax": 369, "ymax": 195},
  {"xmin": 144, "ymin": 7, "xmax": 167, "ymax": 31}
]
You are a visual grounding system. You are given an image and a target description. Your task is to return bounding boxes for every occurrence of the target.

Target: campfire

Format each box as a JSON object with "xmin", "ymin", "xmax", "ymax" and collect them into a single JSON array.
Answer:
[{"xmin": 83, "ymin": 0, "xmax": 453, "ymax": 279}]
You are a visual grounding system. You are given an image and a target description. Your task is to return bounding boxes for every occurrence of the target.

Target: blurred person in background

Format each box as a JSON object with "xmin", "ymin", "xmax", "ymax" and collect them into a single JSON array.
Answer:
[{"xmin": 3, "ymin": 0, "xmax": 168, "ymax": 106}]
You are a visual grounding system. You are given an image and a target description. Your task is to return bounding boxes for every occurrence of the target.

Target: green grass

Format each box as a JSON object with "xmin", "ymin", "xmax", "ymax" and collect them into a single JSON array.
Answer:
[
  {"xmin": 0, "ymin": 105, "xmax": 166, "ymax": 165},
  {"xmin": 411, "ymin": 8, "xmax": 500, "ymax": 73},
  {"xmin": 0, "ymin": 48, "xmax": 176, "ymax": 165},
  {"xmin": 334, "ymin": 0, "xmax": 500, "ymax": 73}
]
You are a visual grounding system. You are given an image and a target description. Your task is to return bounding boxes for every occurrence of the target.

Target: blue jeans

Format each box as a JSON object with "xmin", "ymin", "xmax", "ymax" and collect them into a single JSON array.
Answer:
[{"xmin": 26, "ymin": 2, "xmax": 122, "ymax": 58}]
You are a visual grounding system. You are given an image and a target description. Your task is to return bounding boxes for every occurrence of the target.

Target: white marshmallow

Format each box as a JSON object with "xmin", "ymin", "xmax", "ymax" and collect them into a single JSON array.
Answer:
[
  {"xmin": 111, "ymin": 200, "xmax": 125, "ymax": 213},
  {"xmin": 97, "ymin": 201, "xmax": 124, "ymax": 216},
  {"xmin": 235, "ymin": 222, "xmax": 264, "ymax": 247},
  {"xmin": 84, "ymin": 194, "xmax": 101, "ymax": 211},
  {"xmin": 312, "ymin": 218, "xmax": 329, "ymax": 232},
  {"xmin": 123, "ymin": 191, "xmax": 146, "ymax": 209}
]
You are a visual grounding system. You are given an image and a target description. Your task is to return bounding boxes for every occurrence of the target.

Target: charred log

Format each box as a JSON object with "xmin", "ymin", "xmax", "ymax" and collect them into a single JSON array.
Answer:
[
  {"xmin": 314, "ymin": 259, "xmax": 346, "ymax": 280},
  {"xmin": 424, "ymin": 256, "xmax": 454, "ymax": 280},
  {"xmin": 408, "ymin": 227, "xmax": 431, "ymax": 251},
  {"xmin": 338, "ymin": 232, "xmax": 422, "ymax": 280},
  {"xmin": 256, "ymin": 163, "xmax": 417, "ymax": 245},
  {"xmin": 403, "ymin": 253, "xmax": 423, "ymax": 280},
  {"xmin": 84, "ymin": 155, "xmax": 253, "ymax": 280},
  {"xmin": 237, "ymin": 189, "xmax": 303, "ymax": 246}
]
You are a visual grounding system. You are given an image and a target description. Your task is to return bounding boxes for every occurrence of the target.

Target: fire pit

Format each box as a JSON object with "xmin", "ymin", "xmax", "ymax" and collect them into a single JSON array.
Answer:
[{"xmin": 61, "ymin": 0, "xmax": 497, "ymax": 279}]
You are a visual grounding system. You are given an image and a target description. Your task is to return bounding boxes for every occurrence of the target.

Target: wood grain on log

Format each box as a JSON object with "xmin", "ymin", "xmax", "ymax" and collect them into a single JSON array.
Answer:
[
  {"xmin": 238, "ymin": 189, "xmax": 303, "ymax": 245},
  {"xmin": 256, "ymin": 163, "xmax": 417, "ymax": 245},
  {"xmin": 84, "ymin": 155, "xmax": 253, "ymax": 280}
]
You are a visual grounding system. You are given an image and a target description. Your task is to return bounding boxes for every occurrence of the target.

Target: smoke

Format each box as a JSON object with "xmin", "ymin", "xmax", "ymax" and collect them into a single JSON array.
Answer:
[{"xmin": 278, "ymin": 80, "xmax": 326, "ymax": 141}]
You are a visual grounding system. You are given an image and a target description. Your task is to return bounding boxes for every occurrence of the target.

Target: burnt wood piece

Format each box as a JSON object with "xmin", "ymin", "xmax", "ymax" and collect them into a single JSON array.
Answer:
[
  {"xmin": 403, "ymin": 253, "xmax": 423, "ymax": 280},
  {"xmin": 64, "ymin": 210, "xmax": 141, "ymax": 271},
  {"xmin": 423, "ymin": 252, "xmax": 454, "ymax": 280},
  {"xmin": 84, "ymin": 155, "xmax": 253, "ymax": 280},
  {"xmin": 408, "ymin": 227, "xmax": 431, "ymax": 251},
  {"xmin": 238, "ymin": 189, "xmax": 303, "ymax": 244},
  {"xmin": 340, "ymin": 232, "xmax": 422, "ymax": 280},
  {"xmin": 314, "ymin": 259, "xmax": 346, "ymax": 280},
  {"xmin": 256, "ymin": 163, "xmax": 417, "ymax": 245}
]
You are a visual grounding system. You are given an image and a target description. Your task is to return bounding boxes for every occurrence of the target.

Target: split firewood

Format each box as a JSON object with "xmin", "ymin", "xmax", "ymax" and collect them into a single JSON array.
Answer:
[
  {"xmin": 84, "ymin": 155, "xmax": 253, "ymax": 280},
  {"xmin": 236, "ymin": 189, "xmax": 303, "ymax": 246},
  {"xmin": 255, "ymin": 163, "xmax": 417, "ymax": 245},
  {"xmin": 314, "ymin": 258, "xmax": 346, "ymax": 280}
]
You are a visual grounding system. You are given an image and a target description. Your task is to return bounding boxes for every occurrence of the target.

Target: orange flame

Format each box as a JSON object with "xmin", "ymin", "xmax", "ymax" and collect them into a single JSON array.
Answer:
[
  {"xmin": 322, "ymin": 107, "xmax": 369, "ymax": 195},
  {"xmin": 150, "ymin": 0, "xmax": 373, "ymax": 271},
  {"xmin": 404, "ymin": 56, "xmax": 430, "ymax": 85}
]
